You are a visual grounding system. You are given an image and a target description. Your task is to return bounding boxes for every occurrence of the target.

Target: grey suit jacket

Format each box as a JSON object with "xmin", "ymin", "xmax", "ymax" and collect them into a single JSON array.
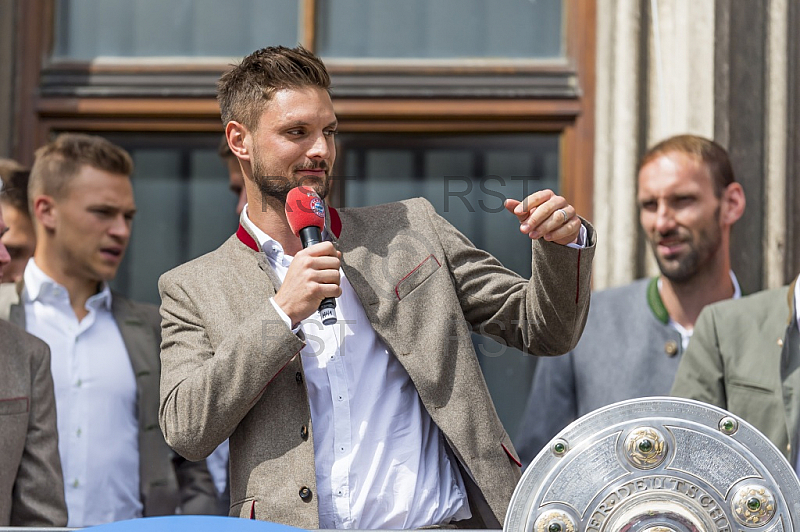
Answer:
[
  {"xmin": 0, "ymin": 319, "xmax": 67, "ymax": 526},
  {"xmin": 671, "ymin": 278, "xmax": 799, "ymax": 464},
  {"xmin": 158, "ymin": 198, "xmax": 595, "ymax": 528},
  {"xmin": 0, "ymin": 281, "xmax": 218, "ymax": 517},
  {"xmin": 515, "ymin": 278, "xmax": 684, "ymax": 466}
]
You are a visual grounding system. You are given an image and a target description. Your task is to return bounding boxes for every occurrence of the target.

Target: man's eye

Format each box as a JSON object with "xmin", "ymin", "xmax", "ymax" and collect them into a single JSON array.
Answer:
[{"xmin": 324, "ymin": 129, "xmax": 338, "ymax": 137}]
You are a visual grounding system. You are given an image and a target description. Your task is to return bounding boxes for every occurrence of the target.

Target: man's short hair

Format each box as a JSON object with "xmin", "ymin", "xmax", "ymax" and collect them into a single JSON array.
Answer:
[
  {"xmin": 0, "ymin": 159, "xmax": 30, "ymax": 213},
  {"xmin": 0, "ymin": 168, "xmax": 31, "ymax": 214},
  {"xmin": 638, "ymin": 134, "xmax": 735, "ymax": 197},
  {"xmin": 29, "ymin": 133, "xmax": 133, "ymax": 213},
  {"xmin": 217, "ymin": 45, "xmax": 331, "ymax": 132},
  {"xmin": 0, "ymin": 158, "xmax": 25, "ymax": 183}
]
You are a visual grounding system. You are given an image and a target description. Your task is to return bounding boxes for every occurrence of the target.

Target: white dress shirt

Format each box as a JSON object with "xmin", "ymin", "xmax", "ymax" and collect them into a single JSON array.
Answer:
[
  {"xmin": 22, "ymin": 259, "xmax": 141, "ymax": 527},
  {"xmin": 242, "ymin": 207, "xmax": 469, "ymax": 529},
  {"xmin": 206, "ymin": 439, "xmax": 230, "ymax": 495}
]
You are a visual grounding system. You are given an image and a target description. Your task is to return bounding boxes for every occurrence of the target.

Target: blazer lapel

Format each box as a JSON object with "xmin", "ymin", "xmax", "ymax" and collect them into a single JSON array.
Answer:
[{"xmin": 112, "ymin": 295, "xmax": 158, "ymax": 382}]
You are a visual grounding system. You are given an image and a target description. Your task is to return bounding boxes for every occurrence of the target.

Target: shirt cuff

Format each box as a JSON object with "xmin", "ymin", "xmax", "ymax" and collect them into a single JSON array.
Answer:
[
  {"xmin": 269, "ymin": 297, "xmax": 301, "ymax": 333},
  {"xmin": 566, "ymin": 223, "xmax": 588, "ymax": 249}
]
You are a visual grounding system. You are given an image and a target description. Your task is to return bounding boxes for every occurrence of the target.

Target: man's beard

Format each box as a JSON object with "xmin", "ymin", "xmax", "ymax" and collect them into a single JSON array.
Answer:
[
  {"xmin": 252, "ymin": 159, "xmax": 330, "ymax": 207},
  {"xmin": 652, "ymin": 211, "xmax": 722, "ymax": 284}
]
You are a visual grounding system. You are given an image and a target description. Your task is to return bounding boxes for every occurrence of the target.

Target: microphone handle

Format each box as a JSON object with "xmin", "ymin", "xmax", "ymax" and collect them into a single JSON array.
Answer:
[{"xmin": 298, "ymin": 226, "xmax": 337, "ymax": 325}]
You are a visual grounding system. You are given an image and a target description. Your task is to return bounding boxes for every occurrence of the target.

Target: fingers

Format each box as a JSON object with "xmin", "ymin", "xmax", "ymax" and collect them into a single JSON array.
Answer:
[
  {"xmin": 273, "ymin": 243, "xmax": 342, "ymax": 325},
  {"xmin": 506, "ymin": 189, "xmax": 581, "ymax": 245}
]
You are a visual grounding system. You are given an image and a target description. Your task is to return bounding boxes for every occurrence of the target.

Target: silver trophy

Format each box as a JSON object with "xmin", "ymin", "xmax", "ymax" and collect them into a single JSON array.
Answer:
[{"xmin": 506, "ymin": 397, "xmax": 800, "ymax": 532}]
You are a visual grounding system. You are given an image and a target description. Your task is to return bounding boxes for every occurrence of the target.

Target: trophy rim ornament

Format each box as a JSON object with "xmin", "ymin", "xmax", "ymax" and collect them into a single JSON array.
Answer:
[{"xmin": 504, "ymin": 396, "xmax": 800, "ymax": 532}]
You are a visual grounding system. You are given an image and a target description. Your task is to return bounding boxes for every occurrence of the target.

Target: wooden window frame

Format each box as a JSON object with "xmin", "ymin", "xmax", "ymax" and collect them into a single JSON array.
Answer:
[{"xmin": 15, "ymin": 0, "xmax": 595, "ymax": 219}]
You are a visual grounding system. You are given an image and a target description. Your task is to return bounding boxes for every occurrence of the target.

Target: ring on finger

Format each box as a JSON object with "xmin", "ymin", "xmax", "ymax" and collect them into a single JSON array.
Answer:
[{"xmin": 557, "ymin": 208, "xmax": 568, "ymax": 224}]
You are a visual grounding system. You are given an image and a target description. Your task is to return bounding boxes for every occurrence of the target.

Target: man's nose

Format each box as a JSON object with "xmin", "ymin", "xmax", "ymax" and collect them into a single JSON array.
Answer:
[
  {"xmin": 0, "ymin": 241, "xmax": 10, "ymax": 269},
  {"xmin": 109, "ymin": 216, "xmax": 132, "ymax": 240},
  {"xmin": 654, "ymin": 203, "xmax": 676, "ymax": 233},
  {"xmin": 307, "ymin": 133, "xmax": 330, "ymax": 159}
]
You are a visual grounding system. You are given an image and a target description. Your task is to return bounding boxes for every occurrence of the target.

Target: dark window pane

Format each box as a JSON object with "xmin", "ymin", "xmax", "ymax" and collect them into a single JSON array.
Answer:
[
  {"xmin": 317, "ymin": 0, "xmax": 563, "ymax": 59},
  {"xmin": 53, "ymin": 0, "xmax": 300, "ymax": 59}
]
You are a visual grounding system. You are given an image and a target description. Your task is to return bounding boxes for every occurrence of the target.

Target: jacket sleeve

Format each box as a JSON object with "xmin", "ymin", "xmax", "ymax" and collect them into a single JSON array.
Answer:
[
  {"xmin": 158, "ymin": 270, "xmax": 305, "ymax": 461},
  {"xmin": 514, "ymin": 351, "xmax": 579, "ymax": 468},
  {"xmin": 11, "ymin": 342, "xmax": 68, "ymax": 527},
  {"xmin": 424, "ymin": 200, "xmax": 596, "ymax": 357},
  {"xmin": 670, "ymin": 305, "xmax": 727, "ymax": 408}
]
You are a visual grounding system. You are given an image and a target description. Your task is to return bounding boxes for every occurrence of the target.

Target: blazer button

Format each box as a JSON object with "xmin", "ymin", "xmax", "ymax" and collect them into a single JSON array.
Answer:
[
  {"xmin": 664, "ymin": 340, "xmax": 679, "ymax": 357},
  {"xmin": 295, "ymin": 372, "xmax": 303, "ymax": 384},
  {"xmin": 300, "ymin": 425, "xmax": 309, "ymax": 440},
  {"xmin": 299, "ymin": 486, "xmax": 313, "ymax": 502}
]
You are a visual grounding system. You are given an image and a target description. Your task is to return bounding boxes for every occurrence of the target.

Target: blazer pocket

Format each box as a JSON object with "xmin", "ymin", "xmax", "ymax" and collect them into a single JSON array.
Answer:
[
  {"xmin": 727, "ymin": 379, "xmax": 774, "ymax": 395},
  {"xmin": 0, "ymin": 396, "xmax": 29, "ymax": 415},
  {"xmin": 230, "ymin": 497, "xmax": 257, "ymax": 519},
  {"xmin": 395, "ymin": 254, "xmax": 441, "ymax": 301}
]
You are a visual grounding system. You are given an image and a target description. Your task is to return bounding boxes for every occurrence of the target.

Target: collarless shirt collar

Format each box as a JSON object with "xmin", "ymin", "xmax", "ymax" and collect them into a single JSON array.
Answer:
[
  {"xmin": 657, "ymin": 270, "xmax": 741, "ymax": 350},
  {"xmin": 241, "ymin": 204, "xmax": 289, "ymax": 267},
  {"xmin": 23, "ymin": 258, "xmax": 112, "ymax": 311},
  {"xmin": 241, "ymin": 203, "xmax": 331, "ymax": 266}
]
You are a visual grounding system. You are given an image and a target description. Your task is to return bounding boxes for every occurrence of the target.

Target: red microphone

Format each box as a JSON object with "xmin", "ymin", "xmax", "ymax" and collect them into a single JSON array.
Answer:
[{"xmin": 285, "ymin": 186, "xmax": 337, "ymax": 325}]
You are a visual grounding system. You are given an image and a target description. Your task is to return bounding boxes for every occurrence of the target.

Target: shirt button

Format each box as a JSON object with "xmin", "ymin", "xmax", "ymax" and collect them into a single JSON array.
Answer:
[
  {"xmin": 76, "ymin": 428, "xmax": 82, "ymax": 437},
  {"xmin": 664, "ymin": 340, "xmax": 679, "ymax": 357},
  {"xmin": 72, "ymin": 479, "xmax": 79, "ymax": 488},
  {"xmin": 300, "ymin": 425, "xmax": 309, "ymax": 440},
  {"xmin": 75, "ymin": 379, "xmax": 82, "ymax": 387},
  {"xmin": 299, "ymin": 486, "xmax": 313, "ymax": 502},
  {"xmin": 295, "ymin": 372, "xmax": 303, "ymax": 384}
]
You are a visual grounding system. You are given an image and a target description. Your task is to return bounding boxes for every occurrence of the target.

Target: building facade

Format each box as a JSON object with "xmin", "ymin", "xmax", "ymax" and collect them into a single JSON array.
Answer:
[{"xmin": 0, "ymin": 0, "xmax": 796, "ymax": 438}]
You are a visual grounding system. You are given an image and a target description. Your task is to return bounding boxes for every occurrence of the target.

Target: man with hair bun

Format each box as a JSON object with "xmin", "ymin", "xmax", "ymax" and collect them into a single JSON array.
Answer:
[
  {"xmin": 516, "ymin": 134, "xmax": 746, "ymax": 465},
  {"xmin": 0, "ymin": 133, "xmax": 217, "ymax": 527}
]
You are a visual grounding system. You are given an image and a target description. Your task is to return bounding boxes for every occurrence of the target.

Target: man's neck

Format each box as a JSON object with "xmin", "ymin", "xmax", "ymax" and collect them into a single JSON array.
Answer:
[
  {"xmin": 32, "ymin": 252, "xmax": 99, "ymax": 321},
  {"xmin": 659, "ymin": 265, "xmax": 734, "ymax": 329},
  {"xmin": 247, "ymin": 198, "xmax": 304, "ymax": 256}
]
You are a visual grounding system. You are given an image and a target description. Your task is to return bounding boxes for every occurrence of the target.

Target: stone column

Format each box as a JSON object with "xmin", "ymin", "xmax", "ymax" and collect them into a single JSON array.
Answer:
[{"xmin": 593, "ymin": 0, "xmax": 644, "ymax": 290}]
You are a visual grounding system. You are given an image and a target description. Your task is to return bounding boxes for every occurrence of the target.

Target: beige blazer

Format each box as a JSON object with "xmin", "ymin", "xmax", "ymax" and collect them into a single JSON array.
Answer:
[
  {"xmin": 158, "ymin": 198, "xmax": 595, "ymax": 528},
  {"xmin": 0, "ymin": 282, "xmax": 218, "ymax": 517},
  {"xmin": 0, "ymin": 319, "xmax": 67, "ymax": 526},
  {"xmin": 671, "ymin": 277, "xmax": 799, "ymax": 463}
]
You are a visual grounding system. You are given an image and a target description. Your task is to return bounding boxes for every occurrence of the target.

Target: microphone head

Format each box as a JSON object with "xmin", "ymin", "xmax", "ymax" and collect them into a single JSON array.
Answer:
[{"xmin": 285, "ymin": 186, "xmax": 326, "ymax": 238}]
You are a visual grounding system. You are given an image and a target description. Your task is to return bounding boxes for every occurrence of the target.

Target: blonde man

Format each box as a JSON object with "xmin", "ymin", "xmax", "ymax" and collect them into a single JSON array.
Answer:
[{"xmin": 0, "ymin": 133, "xmax": 217, "ymax": 527}]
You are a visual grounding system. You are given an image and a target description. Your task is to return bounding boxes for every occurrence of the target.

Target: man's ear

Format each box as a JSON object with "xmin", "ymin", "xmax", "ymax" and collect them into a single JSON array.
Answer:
[
  {"xmin": 33, "ymin": 195, "xmax": 57, "ymax": 231},
  {"xmin": 720, "ymin": 182, "xmax": 746, "ymax": 226},
  {"xmin": 225, "ymin": 121, "xmax": 251, "ymax": 163}
]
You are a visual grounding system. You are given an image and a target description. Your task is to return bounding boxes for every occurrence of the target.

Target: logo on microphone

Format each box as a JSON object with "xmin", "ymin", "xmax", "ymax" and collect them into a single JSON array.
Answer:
[{"xmin": 310, "ymin": 196, "xmax": 325, "ymax": 219}]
